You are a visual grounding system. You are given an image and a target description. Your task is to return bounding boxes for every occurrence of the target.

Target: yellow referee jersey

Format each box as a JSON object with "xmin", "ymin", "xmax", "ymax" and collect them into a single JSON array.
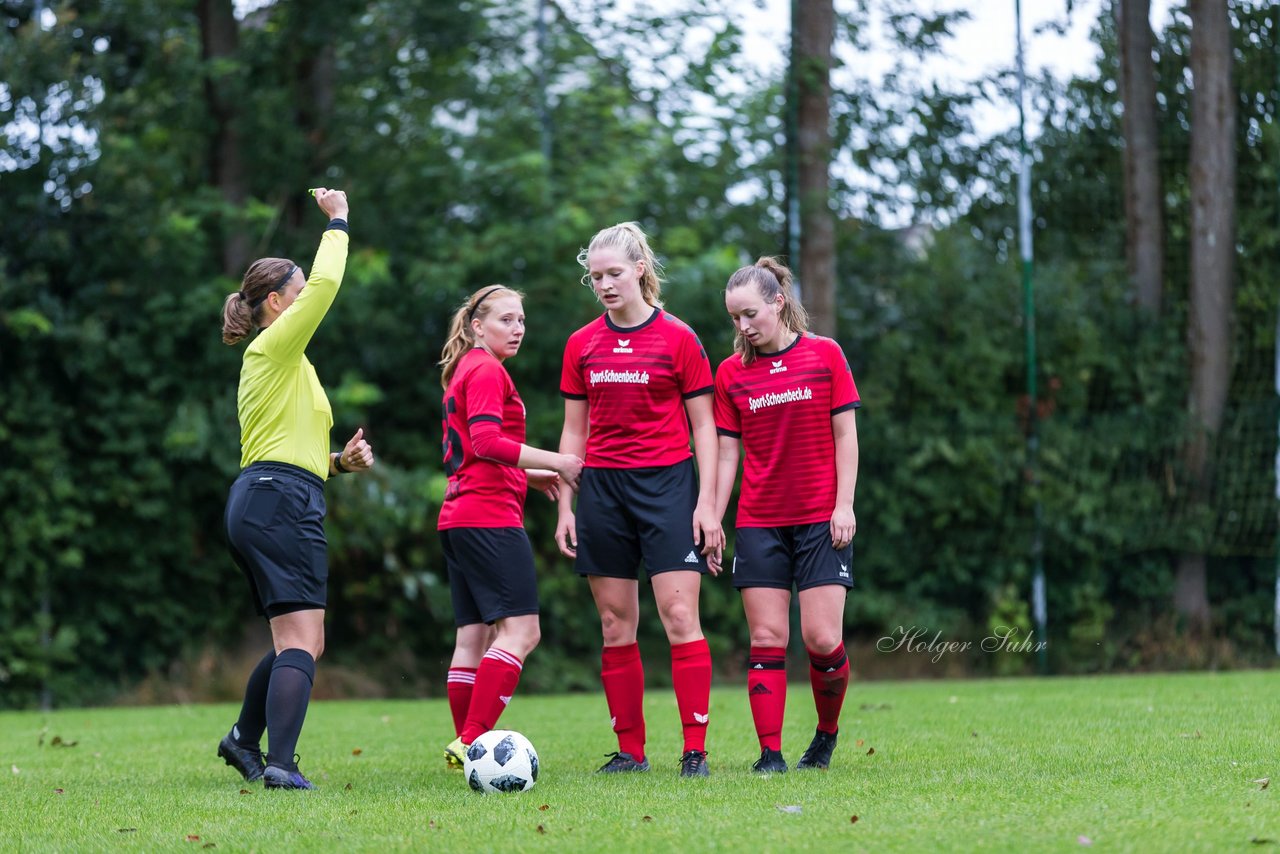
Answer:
[{"xmin": 237, "ymin": 226, "xmax": 349, "ymax": 478}]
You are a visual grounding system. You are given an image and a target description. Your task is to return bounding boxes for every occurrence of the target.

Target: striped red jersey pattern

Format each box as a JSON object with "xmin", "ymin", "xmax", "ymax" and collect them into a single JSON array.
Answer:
[
  {"xmin": 561, "ymin": 308, "xmax": 713, "ymax": 468},
  {"xmin": 439, "ymin": 348, "xmax": 528, "ymax": 529},
  {"xmin": 714, "ymin": 334, "xmax": 860, "ymax": 526}
]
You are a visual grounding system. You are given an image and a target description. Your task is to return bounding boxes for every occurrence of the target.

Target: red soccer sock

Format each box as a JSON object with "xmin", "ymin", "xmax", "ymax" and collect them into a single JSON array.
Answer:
[
  {"xmin": 460, "ymin": 649, "xmax": 523, "ymax": 744},
  {"xmin": 747, "ymin": 646, "xmax": 787, "ymax": 751},
  {"xmin": 601, "ymin": 642, "xmax": 646, "ymax": 761},
  {"xmin": 671, "ymin": 638, "xmax": 712, "ymax": 753},
  {"xmin": 446, "ymin": 667, "xmax": 477, "ymax": 738},
  {"xmin": 808, "ymin": 644, "xmax": 850, "ymax": 735}
]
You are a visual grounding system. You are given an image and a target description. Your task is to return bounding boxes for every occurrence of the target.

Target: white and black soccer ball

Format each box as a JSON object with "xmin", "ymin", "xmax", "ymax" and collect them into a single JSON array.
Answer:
[{"xmin": 464, "ymin": 729, "xmax": 539, "ymax": 794}]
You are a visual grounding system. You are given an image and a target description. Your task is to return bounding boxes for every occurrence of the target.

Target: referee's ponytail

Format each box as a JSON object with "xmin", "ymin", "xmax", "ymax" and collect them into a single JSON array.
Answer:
[
  {"xmin": 439, "ymin": 285, "xmax": 522, "ymax": 388},
  {"xmin": 222, "ymin": 257, "xmax": 296, "ymax": 345},
  {"xmin": 725, "ymin": 257, "xmax": 809, "ymax": 365}
]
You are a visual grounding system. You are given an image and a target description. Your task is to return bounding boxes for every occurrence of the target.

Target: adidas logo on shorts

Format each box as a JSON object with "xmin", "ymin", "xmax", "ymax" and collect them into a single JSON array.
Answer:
[{"xmin": 684, "ymin": 550, "xmax": 699, "ymax": 564}]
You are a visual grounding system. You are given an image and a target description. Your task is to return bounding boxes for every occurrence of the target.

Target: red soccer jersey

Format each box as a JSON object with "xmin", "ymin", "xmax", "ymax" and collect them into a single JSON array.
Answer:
[
  {"xmin": 438, "ymin": 348, "xmax": 528, "ymax": 529},
  {"xmin": 560, "ymin": 308, "xmax": 714, "ymax": 468},
  {"xmin": 714, "ymin": 334, "xmax": 860, "ymax": 527}
]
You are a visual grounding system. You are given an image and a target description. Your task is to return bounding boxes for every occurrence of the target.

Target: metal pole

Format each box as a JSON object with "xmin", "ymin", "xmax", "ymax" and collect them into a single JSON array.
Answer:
[
  {"xmin": 786, "ymin": 0, "xmax": 802, "ymax": 297},
  {"xmin": 33, "ymin": 0, "xmax": 53, "ymax": 713},
  {"xmin": 1015, "ymin": 0, "xmax": 1047, "ymax": 671},
  {"xmin": 1272, "ymin": 0, "xmax": 1280, "ymax": 656}
]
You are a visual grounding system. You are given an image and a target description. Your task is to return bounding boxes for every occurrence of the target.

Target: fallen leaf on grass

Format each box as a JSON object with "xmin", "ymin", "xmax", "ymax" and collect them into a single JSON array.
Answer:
[
  {"xmin": 536, "ymin": 825, "xmax": 546, "ymax": 834},
  {"xmin": 351, "ymin": 749, "xmax": 363, "ymax": 756},
  {"xmin": 539, "ymin": 805, "xmax": 549, "ymax": 811},
  {"xmin": 344, "ymin": 783, "xmax": 353, "ymax": 791},
  {"xmin": 777, "ymin": 805, "xmax": 803, "ymax": 814},
  {"xmin": 53, "ymin": 788, "xmax": 64, "ymax": 794},
  {"xmin": 1252, "ymin": 778, "xmax": 1270, "ymax": 790},
  {"xmin": 428, "ymin": 821, "xmax": 436, "ymax": 829},
  {"xmin": 1249, "ymin": 838, "xmax": 1275, "ymax": 846},
  {"xmin": 202, "ymin": 844, "xmax": 216, "ymax": 849},
  {"xmin": 117, "ymin": 828, "xmax": 136, "ymax": 834},
  {"xmin": 50, "ymin": 735, "xmax": 78, "ymax": 748},
  {"xmin": 642, "ymin": 816, "xmax": 652, "ymax": 822},
  {"xmin": 1179, "ymin": 731, "xmax": 1202, "ymax": 739},
  {"xmin": 239, "ymin": 789, "xmax": 250, "ymax": 795},
  {"xmin": 855, "ymin": 739, "xmax": 865, "ymax": 747},
  {"xmin": 850, "ymin": 816, "xmax": 859, "ymax": 824},
  {"xmin": 1078, "ymin": 835, "xmax": 1092, "ymax": 846},
  {"xmin": 866, "ymin": 748, "xmax": 875, "ymax": 755},
  {"xmin": 186, "ymin": 835, "xmax": 200, "ymax": 842},
  {"xmin": 971, "ymin": 731, "xmax": 979, "ymax": 738}
]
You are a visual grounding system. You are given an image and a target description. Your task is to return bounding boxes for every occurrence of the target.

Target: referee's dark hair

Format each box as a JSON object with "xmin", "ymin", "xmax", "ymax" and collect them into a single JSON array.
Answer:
[{"xmin": 222, "ymin": 257, "xmax": 297, "ymax": 345}]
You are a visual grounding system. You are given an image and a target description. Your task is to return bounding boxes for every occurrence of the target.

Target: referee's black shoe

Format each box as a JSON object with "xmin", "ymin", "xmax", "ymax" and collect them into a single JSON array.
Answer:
[
  {"xmin": 795, "ymin": 728, "xmax": 838, "ymax": 770},
  {"xmin": 217, "ymin": 733, "xmax": 265, "ymax": 782},
  {"xmin": 679, "ymin": 749, "xmax": 710, "ymax": 778},
  {"xmin": 752, "ymin": 747, "xmax": 788, "ymax": 774},
  {"xmin": 263, "ymin": 764, "xmax": 315, "ymax": 790}
]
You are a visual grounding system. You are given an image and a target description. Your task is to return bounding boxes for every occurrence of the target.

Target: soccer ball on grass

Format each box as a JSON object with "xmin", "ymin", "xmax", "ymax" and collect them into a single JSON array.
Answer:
[{"xmin": 464, "ymin": 729, "xmax": 539, "ymax": 794}]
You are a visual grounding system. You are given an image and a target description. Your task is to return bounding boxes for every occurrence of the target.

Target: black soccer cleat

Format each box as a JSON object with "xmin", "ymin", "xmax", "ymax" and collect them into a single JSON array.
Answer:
[
  {"xmin": 752, "ymin": 747, "xmax": 788, "ymax": 774},
  {"xmin": 263, "ymin": 764, "xmax": 316, "ymax": 790},
  {"xmin": 795, "ymin": 728, "xmax": 838, "ymax": 770},
  {"xmin": 679, "ymin": 749, "xmax": 710, "ymax": 778},
  {"xmin": 596, "ymin": 751, "xmax": 651, "ymax": 773},
  {"xmin": 217, "ymin": 733, "xmax": 265, "ymax": 782}
]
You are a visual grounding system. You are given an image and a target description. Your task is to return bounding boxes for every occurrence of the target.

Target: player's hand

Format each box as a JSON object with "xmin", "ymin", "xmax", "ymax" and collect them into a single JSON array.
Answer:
[
  {"xmin": 555, "ymin": 511, "xmax": 578, "ymax": 558},
  {"xmin": 830, "ymin": 506, "xmax": 855, "ymax": 549},
  {"xmin": 707, "ymin": 549, "xmax": 724, "ymax": 578},
  {"xmin": 527, "ymin": 469, "xmax": 561, "ymax": 502},
  {"xmin": 555, "ymin": 453, "xmax": 584, "ymax": 492},
  {"xmin": 692, "ymin": 501, "xmax": 723, "ymax": 565},
  {"xmin": 312, "ymin": 187, "xmax": 349, "ymax": 221},
  {"xmin": 340, "ymin": 427, "xmax": 373, "ymax": 472}
]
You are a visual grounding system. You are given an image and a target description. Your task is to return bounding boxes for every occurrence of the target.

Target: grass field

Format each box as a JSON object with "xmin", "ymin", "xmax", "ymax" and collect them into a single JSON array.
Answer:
[{"xmin": 1, "ymin": 670, "xmax": 1277, "ymax": 852}]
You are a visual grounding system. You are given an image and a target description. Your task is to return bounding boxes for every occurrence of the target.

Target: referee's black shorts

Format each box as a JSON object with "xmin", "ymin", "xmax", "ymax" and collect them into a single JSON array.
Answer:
[
  {"xmin": 440, "ymin": 527, "xmax": 539, "ymax": 626},
  {"xmin": 225, "ymin": 462, "xmax": 328, "ymax": 617},
  {"xmin": 575, "ymin": 458, "xmax": 710, "ymax": 579},
  {"xmin": 731, "ymin": 523, "xmax": 854, "ymax": 591}
]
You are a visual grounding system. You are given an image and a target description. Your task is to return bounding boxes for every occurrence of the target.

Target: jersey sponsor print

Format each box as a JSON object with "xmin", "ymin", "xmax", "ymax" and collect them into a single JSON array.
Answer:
[
  {"xmin": 714, "ymin": 334, "xmax": 860, "ymax": 527},
  {"xmin": 561, "ymin": 308, "xmax": 713, "ymax": 469}
]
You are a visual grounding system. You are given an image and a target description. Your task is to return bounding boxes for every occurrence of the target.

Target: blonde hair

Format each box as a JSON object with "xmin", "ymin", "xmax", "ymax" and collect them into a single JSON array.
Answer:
[
  {"xmin": 725, "ymin": 257, "xmax": 809, "ymax": 365},
  {"xmin": 221, "ymin": 257, "xmax": 296, "ymax": 345},
  {"xmin": 576, "ymin": 222, "xmax": 664, "ymax": 309},
  {"xmin": 438, "ymin": 285, "xmax": 523, "ymax": 387}
]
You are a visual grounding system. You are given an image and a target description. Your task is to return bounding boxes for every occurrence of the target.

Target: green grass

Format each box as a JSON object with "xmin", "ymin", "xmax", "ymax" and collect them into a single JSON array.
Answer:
[{"xmin": 1, "ymin": 671, "xmax": 1277, "ymax": 852}]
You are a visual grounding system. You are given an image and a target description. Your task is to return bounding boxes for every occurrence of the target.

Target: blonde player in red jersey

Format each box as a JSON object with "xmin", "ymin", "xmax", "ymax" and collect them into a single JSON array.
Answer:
[
  {"xmin": 711, "ymin": 257, "xmax": 860, "ymax": 774},
  {"xmin": 437, "ymin": 285, "xmax": 584, "ymax": 770},
  {"xmin": 555, "ymin": 223, "xmax": 724, "ymax": 778}
]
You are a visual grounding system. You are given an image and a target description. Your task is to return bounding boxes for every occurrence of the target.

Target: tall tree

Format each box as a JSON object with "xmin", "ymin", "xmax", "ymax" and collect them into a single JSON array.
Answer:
[
  {"xmin": 792, "ymin": 0, "xmax": 836, "ymax": 337},
  {"xmin": 1115, "ymin": 0, "xmax": 1164, "ymax": 313},
  {"xmin": 1176, "ymin": 0, "xmax": 1237, "ymax": 628},
  {"xmin": 198, "ymin": 0, "xmax": 249, "ymax": 276}
]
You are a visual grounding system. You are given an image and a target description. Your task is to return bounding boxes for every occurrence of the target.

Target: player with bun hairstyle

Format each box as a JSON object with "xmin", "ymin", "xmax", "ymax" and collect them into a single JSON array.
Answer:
[
  {"xmin": 556, "ymin": 222, "xmax": 724, "ymax": 778},
  {"xmin": 438, "ymin": 285, "xmax": 585, "ymax": 770},
  {"xmin": 711, "ymin": 257, "xmax": 860, "ymax": 773},
  {"xmin": 217, "ymin": 188, "xmax": 374, "ymax": 790}
]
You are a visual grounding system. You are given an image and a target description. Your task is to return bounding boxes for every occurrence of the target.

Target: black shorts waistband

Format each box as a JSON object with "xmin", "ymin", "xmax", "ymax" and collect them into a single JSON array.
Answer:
[{"xmin": 240, "ymin": 461, "xmax": 325, "ymax": 489}]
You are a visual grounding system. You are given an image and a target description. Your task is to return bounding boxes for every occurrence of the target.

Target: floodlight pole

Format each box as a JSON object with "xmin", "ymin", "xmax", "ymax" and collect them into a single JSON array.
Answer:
[
  {"xmin": 1015, "ymin": 0, "xmax": 1048, "ymax": 672},
  {"xmin": 1272, "ymin": 1, "xmax": 1279, "ymax": 656}
]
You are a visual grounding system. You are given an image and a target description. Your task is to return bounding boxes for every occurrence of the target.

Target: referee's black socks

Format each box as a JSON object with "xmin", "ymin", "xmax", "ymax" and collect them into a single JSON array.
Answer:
[
  {"xmin": 264, "ymin": 648, "xmax": 316, "ymax": 770},
  {"xmin": 231, "ymin": 649, "xmax": 276, "ymax": 750}
]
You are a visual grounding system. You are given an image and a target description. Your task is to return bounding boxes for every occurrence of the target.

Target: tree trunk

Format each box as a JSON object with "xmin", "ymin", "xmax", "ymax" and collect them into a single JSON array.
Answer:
[
  {"xmin": 1116, "ymin": 0, "xmax": 1164, "ymax": 313},
  {"xmin": 794, "ymin": 0, "xmax": 836, "ymax": 338},
  {"xmin": 197, "ymin": 0, "xmax": 249, "ymax": 277},
  {"xmin": 1177, "ymin": 0, "xmax": 1237, "ymax": 630}
]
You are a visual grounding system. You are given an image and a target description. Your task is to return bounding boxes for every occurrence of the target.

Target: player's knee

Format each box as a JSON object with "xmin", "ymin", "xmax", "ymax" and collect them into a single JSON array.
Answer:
[
  {"xmin": 801, "ymin": 628, "xmax": 842, "ymax": 654},
  {"xmin": 750, "ymin": 627, "xmax": 788, "ymax": 648}
]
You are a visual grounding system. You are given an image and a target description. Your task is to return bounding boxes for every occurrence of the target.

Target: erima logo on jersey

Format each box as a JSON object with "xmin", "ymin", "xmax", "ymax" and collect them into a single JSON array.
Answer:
[
  {"xmin": 769, "ymin": 359, "xmax": 787, "ymax": 375},
  {"xmin": 613, "ymin": 338, "xmax": 633, "ymax": 354},
  {"xmin": 693, "ymin": 712, "xmax": 709, "ymax": 724},
  {"xmin": 748, "ymin": 386, "xmax": 813, "ymax": 414},
  {"xmin": 839, "ymin": 562, "xmax": 850, "ymax": 578},
  {"xmin": 590, "ymin": 369, "xmax": 650, "ymax": 385},
  {"xmin": 684, "ymin": 550, "xmax": 699, "ymax": 564}
]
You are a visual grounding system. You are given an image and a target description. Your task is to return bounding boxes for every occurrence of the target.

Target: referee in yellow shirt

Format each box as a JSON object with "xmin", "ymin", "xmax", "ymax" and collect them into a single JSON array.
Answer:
[{"xmin": 216, "ymin": 188, "xmax": 373, "ymax": 790}]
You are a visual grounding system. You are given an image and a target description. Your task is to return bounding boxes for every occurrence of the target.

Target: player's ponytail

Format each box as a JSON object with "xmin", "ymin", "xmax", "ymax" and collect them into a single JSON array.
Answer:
[
  {"xmin": 577, "ymin": 222, "xmax": 665, "ymax": 309},
  {"xmin": 725, "ymin": 257, "xmax": 809, "ymax": 365},
  {"xmin": 222, "ymin": 257, "xmax": 296, "ymax": 345},
  {"xmin": 439, "ymin": 285, "xmax": 521, "ymax": 387}
]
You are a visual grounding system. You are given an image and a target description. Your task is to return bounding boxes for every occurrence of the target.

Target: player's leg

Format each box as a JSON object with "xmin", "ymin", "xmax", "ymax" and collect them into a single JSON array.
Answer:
[
  {"xmin": 589, "ymin": 575, "xmax": 649, "ymax": 771},
  {"xmin": 262, "ymin": 605, "xmax": 325, "ymax": 789},
  {"xmin": 742, "ymin": 586, "xmax": 790, "ymax": 773}
]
